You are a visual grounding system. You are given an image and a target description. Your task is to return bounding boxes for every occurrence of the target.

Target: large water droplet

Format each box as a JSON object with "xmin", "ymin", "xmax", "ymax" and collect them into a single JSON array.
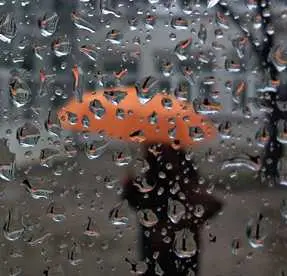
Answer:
[
  {"xmin": 168, "ymin": 198, "xmax": 186, "ymax": 224},
  {"xmin": 38, "ymin": 12, "xmax": 59, "ymax": 37},
  {"xmin": 109, "ymin": 200, "xmax": 129, "ymax": 226},
  {"xmin": 173, "ymin": 228, "xmax": 197, "ymax": 258},
  {"xmin": 137, "ymin": 209, "xmax": 158, "ymax": 228},
  {"xmin": 16, "ymin": 123, "xmax": 40, "ymax": 147},
  {"xmin": 0, "ymin": 13, "xmax": 16, "ymax": 43}
]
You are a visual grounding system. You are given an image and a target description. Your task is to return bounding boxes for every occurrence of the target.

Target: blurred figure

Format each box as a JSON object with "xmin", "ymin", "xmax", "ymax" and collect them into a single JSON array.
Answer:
[{"xmin": 123, "ymin": 143, "xmax": 223, "ymax": 275}]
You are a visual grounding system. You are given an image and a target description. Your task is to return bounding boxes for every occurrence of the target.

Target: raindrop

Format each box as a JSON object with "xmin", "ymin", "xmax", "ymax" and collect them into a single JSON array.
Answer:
[
  {"xmin": 171, "ymin": 17, "xmax": 188, "ymax": 30},
  {"xmin": 22, "ymin": 179, "xmax": 53, "ymax": 200},
  {"xmin": 103, "ymin": 90, "xmax": 127, "ymax": 105},
  {"xmin": 198, "ymin": 24, "xmax": 207, "ymax": 44},
  {"xmin": 3, "ymin": 209, "xmax": 24, "ymax": 241},
  {"xmin": 173, "ymin": 228, "xmax": 197, "ymax": 258},
  {"xmin": 89, "ymin": 99, "xmax": 106, "ymax": 119},
  {"xmin": 84, "ymin": 216, "xmax": 100, "ymax": 237},
  {"xmin": 40, "ymin": 148, "xmax": 61, "ymax": 168},
  {"xmin": 68, "ymin": 242, "xmax": 83, "ymax": 266},
  {"xmin": 221, "ymin": 156, "xmax": 261, "ymax": 172},
  {"xmin": 16, "ymin": 122, "xmax": 40, "ymax": 147},
  {"xmin": 133, "ymin": 175, "xmax": 155, "ymax": 193},
  {"xmin": 137, "ymin": 209, "xmax": 158, "ymax": 228},
  {"xmin": 0, "ymin": 13, "xmax": 16, "ymax": 43},
  {"xmin": 189, "ymin": 127, "xmax": 205, "ymax": 142},
  {"xmin": 246, "ymin": 213, "xmax": 269, "ymax": 248},
  {"xmin": 52, "ymin": 37, "xmax": 72, "ymax": 57},
  {"xmin": 167, "ymin": 198, "xmax": 186, "ymax": 224},
  {"xmin": 38, "ymin": 12, "xmax": 59, "ymax": 37},
  {"xmin": 135, "ymin": 76, "xmax": 159, "ymax": 104},
  {"xmin": 109, "ymin": 200, "xmax": 129, "ymax": 226},
  {"xmin": 174, "ymin": 38, "xmax": 192, "ymax": 61},
  {"xmin": 71, "ymin": 11, "xmax": 96, "ymax": 33},
  {"xmin": 113, "ymin": 147, "xmax": 132, "ymax": 166},
  {"xmin": 9, "ymin": 75, "xmax": 31, "ymax": 107},
  {"xmin": 161, "ymin": 97, "xmax": 173, "ymax": 109},
  {"xmin": 85, "ymin": 138, "xmax": 109, "ymax": 160},
  {"xmin": 45, "ymin": 110, "xmax": 62, "ymax": 137},
  {"xmin": 106, "ymin": 29, "xmax": 122, "ymax": 44},
  {"xmin": 46, "ymin": 202, "xmax": 66, "ymax": 223},
  {"xmin": 79, "ymin": 44, "xmax": 97, "ymax": 61},
  {"xmin": 280, "ymin": 199, "xmax": 287, "ymax": 220}
]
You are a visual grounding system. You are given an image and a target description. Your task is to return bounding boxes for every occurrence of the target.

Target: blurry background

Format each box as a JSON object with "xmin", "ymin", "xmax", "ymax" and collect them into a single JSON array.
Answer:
[{"xmin": 0, "ymin": 0, "xmax": 287, "ymax": 275}]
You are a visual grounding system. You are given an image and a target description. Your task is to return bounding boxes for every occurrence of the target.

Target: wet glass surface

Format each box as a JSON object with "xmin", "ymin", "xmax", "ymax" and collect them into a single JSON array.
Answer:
[{"xmin": 0, "ymin": 0, "xmax": 287, "ymax": 275}]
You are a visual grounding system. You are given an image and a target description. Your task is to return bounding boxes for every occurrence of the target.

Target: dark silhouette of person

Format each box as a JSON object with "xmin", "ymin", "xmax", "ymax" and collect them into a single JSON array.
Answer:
[{"xmin": 122, "ymin": 143, "xmax": 223, "ymax": 275}]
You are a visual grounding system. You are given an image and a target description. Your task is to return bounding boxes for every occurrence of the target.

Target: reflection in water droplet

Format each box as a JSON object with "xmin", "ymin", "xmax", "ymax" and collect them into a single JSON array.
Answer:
[
  {"xmin": 136, "ymin": 76, "xmax": 159, "ymax": 104},
  {"xmin": 79, "ymin": 44, "xmax": 97, "ymax": 61},
  {"xmin": 71, "ymin": 11, "xmax": 96, "ymax": 33},
  {"xmin": 68, "ymin": 242, "xmax": 83, "ymax": 266},
  {"xmin": 0, "ymin": 13, "xmax": 16, "ymax": 43},
  {"xmin": 173, "ymin": 228, "xmax": 197, "ymax": 258},
  {"xmin": 168, "ymin": 198, "xmax": 185, "ymax": 224},
  {"xmin": 39, "ymin": 12, "xmax": 59, "ymax": 37},
  {"xmin": 113, "ymin": 147, "xmax": 132, "ymax": 167},
  {"xmin": 280, "ymin": 199, "xmax": 287, "ymax": 220},
  {"xmin": 246, "ymin": 213, "xmax": 269, "ymax": 248},
  {"xmin": 84, "ymin": 216, "xmax": 100, "ymax": 237},
  {"xmin": 40, "ymin": 148, "xmax": 61, "ymax": 168},
  {"xmin": 106, "ymin": 29, "xmax": 122, "ymax": 44},
  {"xmin": 109, "ymin": 200, "xmax": 129, "ymax": 226},
  {"xmin": 3, "ymin": 209, "xmax": 24, "ymax": 241},
  {"xmin": 189, "ymin": 127, "xmax": 205, "ymax": 142},
  {"xmin": 9, "ymin": 75, "xmax": 31, "ymax": 107},
  {"xmin": 89, "ymin": 99, "xmax": 106, "ymax": 119},
  {"xmin": 133, "ymin": 175, "xmax": 155, "ymax": 193},
  {"xmin": 16, "ymin": 123, "xmax": 40, "ymax": 147},
  {"xmin": 52, "ymin": 37, "xmax": 72, "ymax": 57},
  {"xmin": 103, "ymin": 90, "xmax": 127, "ymax": 105},
  {"xmin": 137, "ymin": 209, "xmax": 158, "ymax": 228}
]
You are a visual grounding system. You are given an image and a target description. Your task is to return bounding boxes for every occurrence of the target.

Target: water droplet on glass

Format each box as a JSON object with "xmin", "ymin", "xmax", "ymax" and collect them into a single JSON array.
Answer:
[
  {"xmin": 171, "ymin": 17, "xmax": 188, "ymax": 30},
  {"xmin": 0, "ymin": 13, "xmax": 16, "ymax": 43},
  {"xmin": 85, "ymin": 138, "xmax": 109, "ymax": 160},
  {"xmin": 89, "ymin": 99, "xmax": 106, "ymax": 119},
  {"xmin": 109, "ymin": 200, "xmax": 129, "ymax": 226},
  {"xmin": 113, "ymin": 147, "xmax": 132, "ymax": 167},
  {"xmin": 68, "ymin": 242, "xmax": 83, "ymax": 266},
  {"xmin": 40, "ymin": 148, "xmax": 61, "ymax": 168},
  {"xmin": 189, "ymin": 127, "xmax": 205, "ymax": 142},
  {"xmin": 246, "ymin": 213, "xmax": 269, "ymax": 248},
  {"xmin": 137, "ymin": 209, "xmax": 158, "ymax": 228},
  {"xmin": 16, "ymin": 122, "xmax": 40, "ymax": 147},
  {"xmin": 103, "ymin": 90, "xmax": 127, "ymax": 105},
  {"xmin": 22, "ymin": 179, "xmax": 54, "ymax": 200},
  {"xmin": 79, "ymin": 44, "xmax": 97, "ymax": 61},
  {"xmin": 133, "ymin": 175, "xmax": 155, "ymax": 193},
  {"xmin": 38, "ymin": 12, "xmax": 59, "ymax": 37},
  {"xmin": 9, "ymin": 75, "xmax": 31, "ymax": 107},
  {"xmin": 71, "ymin": 11, "xmax": 96, "ymax": 33},
  {"xmin": 198, "ymin": 24, "xmax": 207, "ymax": 44},
  {"xmin": 135, "ymin": 76, "xmax": 159, "ymax": 104},
  {"xmin": 3, "ymin": 209, "xmax": 24, "ymax": 241},
  {"xmin": 168, "ymin": 198, "xmax": 186, "ymax": 224},
  {"xmin": 106, "ymin": 29, "xmax": 122, "ymax": 44},
  {"xmin": 52, "ymin": 37, "xmax": 72, "ymax": 57},
  {"xmin": 84, "ymin": 216, "xmax": 100, "ymax": 237},
  {"xmin": 173, "ymin": 228, "xmax": 197, "ymax": 258},
  {"xmin": 174, "ymin": 38, "xmax": 192, "ymax": 61},
  {"xmin": 46, "ymin": 202, "xmax": 66, "ymax": 223},
  {"xmin": 207, "ymin": 0, "xmax": 220, "ymax": 9}
]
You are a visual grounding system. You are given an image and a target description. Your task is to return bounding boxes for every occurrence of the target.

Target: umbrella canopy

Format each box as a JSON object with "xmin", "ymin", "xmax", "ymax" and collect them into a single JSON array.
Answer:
[{"xmin": 57, "ymin": 86, "xmax": 217, "ymax": 148}]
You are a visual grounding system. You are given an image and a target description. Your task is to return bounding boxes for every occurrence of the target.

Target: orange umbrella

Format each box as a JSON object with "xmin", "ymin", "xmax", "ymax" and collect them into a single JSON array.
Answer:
[{"xmin": 57, "ymin": 85, "xmax": 217, "ymax": 149}]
